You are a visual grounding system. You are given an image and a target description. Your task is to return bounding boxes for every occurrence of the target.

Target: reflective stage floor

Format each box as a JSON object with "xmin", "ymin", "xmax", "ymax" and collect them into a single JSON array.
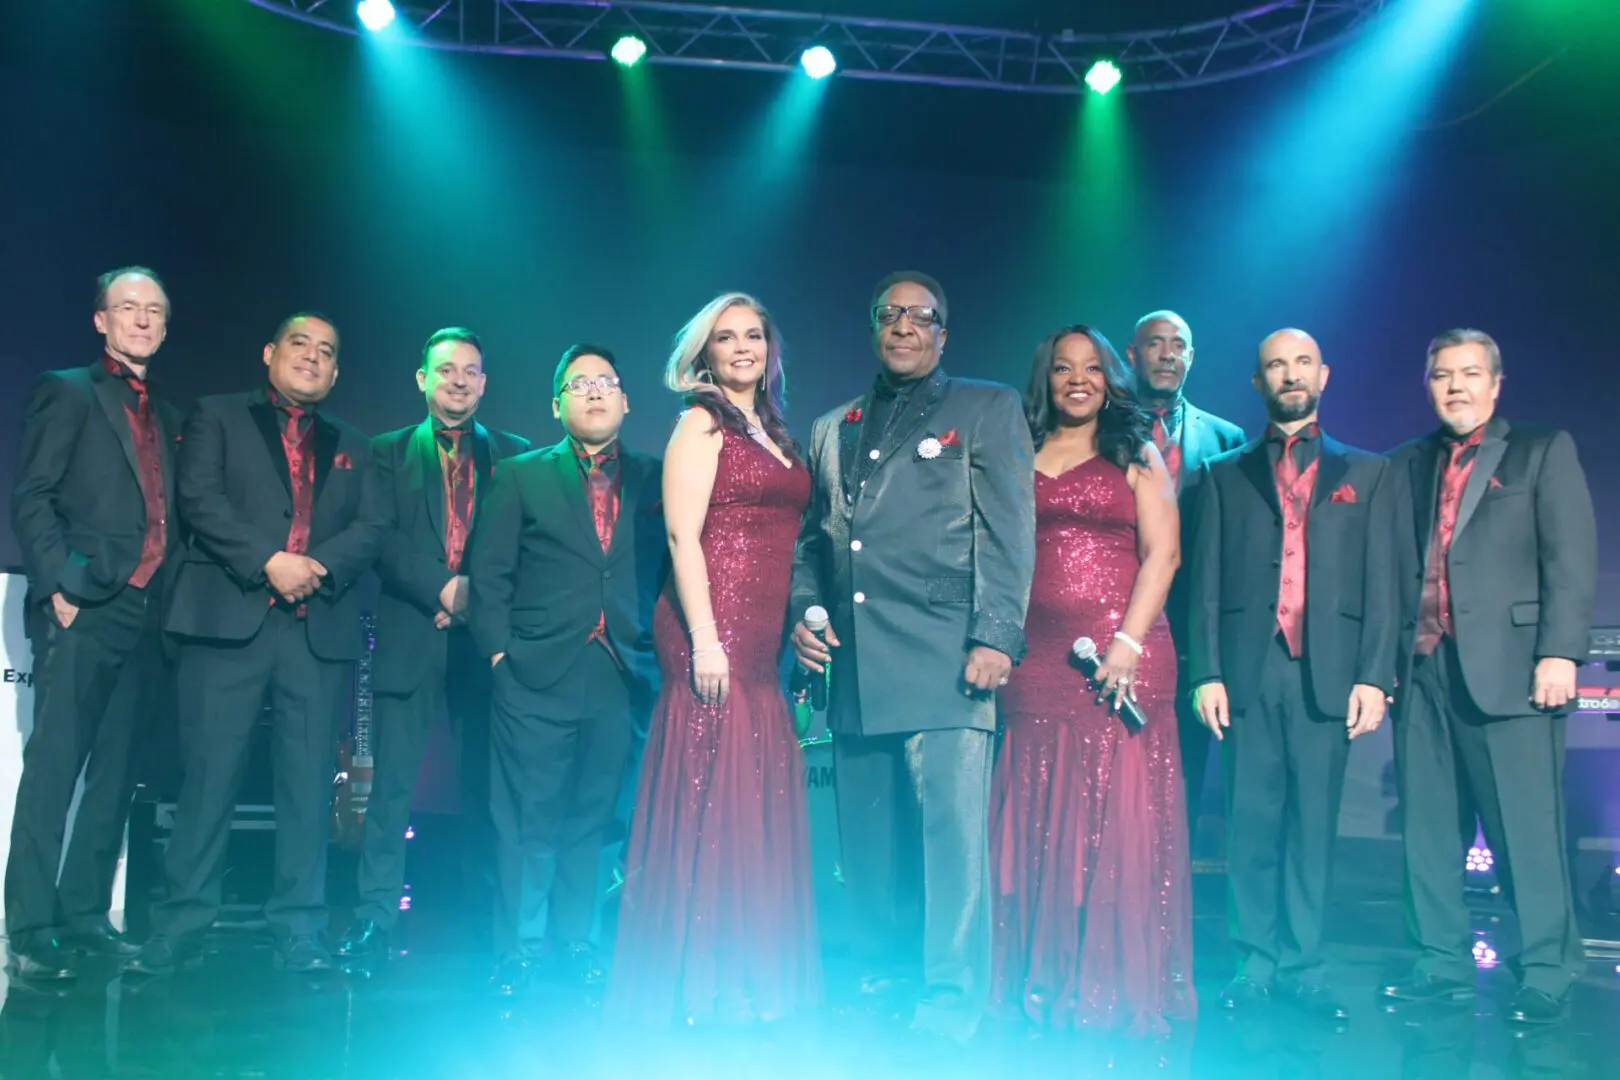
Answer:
[{"xmin": 2, "ymin": 816, "xmax": 1616, "ymax": 1079}]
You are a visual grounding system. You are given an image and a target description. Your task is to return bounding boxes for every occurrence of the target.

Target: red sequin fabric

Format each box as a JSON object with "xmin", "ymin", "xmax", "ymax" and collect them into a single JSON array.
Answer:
[
  {"xmin": 608, "ymin": 427, "xmax": 821, "ymax": 1024},
  {"xmin": 989, "ymin": 456, "xmax": 1196, "ymax": 1033}
]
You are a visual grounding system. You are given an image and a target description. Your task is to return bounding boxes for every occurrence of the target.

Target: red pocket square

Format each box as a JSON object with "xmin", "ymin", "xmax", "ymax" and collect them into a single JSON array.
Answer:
[
  {"xmin": 1329, "ymin": 483, "xmax": 1356, "ymax": 504},
  {"xmin": 843, "ymin": 407, "xmax": 863, "ymax": 424},
  {"xmin": 1488, "ymin": 475, "xmax": 1503, "ymax": 490},
  {"xmin": 334, "ymin": 451, "xmax": 354, "ymax": 470},
  {"xmin": 938, "ymin": 428, "xmax": 960, "ymax": 448}
]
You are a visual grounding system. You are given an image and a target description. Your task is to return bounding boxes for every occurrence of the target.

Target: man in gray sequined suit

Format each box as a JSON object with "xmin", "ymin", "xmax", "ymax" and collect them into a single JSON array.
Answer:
[{"xmin": 791, "ymin": 271, "xmax": 1035, "ymax": 1041}]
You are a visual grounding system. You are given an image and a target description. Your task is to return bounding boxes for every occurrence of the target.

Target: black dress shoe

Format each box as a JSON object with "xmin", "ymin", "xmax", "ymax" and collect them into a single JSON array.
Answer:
[
  {"xmin": 335, "ymin": 919, "xmax": 388, "ymax": 959},
  {"xmin": 1378, "ymin": 971, "xmax": 1475, "ymax": 1004},
  {"xmin": 1505, "ymin": 987, "xmax": 1566, "ymax": 1026},
  {"xmin": 123, "ymin": 937, "xmax": 199, "ymax": 976},
  {"xmin": 61, "ymin": 922, "xmax": 141, "ymax": 958},
  {"xmin": 555, "ymin": 941, "xmax": 606, "ymax": 988},
  {"xmin": 1276, "ymin": 981, "xmax": 1350, "ymax": 1022},
  {"xmin": 5, "ymin": 944, "xmax": 77, "ymax": 982},
  {"xmin": 491, "ymin": 955, "xmax": 533, "ymax": 997},
  {"xmin": 275, "ymin": 936, "xmax": 334, "ymax": 974},
  {"xmin": 1218, "ymin": 975, "xmax": 1270, "ymax": 1010}
]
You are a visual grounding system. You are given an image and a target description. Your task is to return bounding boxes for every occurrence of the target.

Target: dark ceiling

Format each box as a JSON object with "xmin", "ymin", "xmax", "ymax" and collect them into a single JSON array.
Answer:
[{"xmin": 673, "ymin": 1, "xmax": 1251, "ymax": 34}]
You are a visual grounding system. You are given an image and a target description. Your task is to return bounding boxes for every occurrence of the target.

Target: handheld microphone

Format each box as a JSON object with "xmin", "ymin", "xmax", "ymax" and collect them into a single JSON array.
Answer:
[
  {"xmin": 1072, "ymin": 637, "xmax": 1149, "ymax": 731},
  {"xmin": 791, "ymin": 605, "xmax": 831, "ymax": 712}
]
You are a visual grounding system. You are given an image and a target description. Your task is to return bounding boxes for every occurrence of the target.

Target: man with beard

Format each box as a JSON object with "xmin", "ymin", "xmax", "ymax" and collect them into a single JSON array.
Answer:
[
  {"xmin": 1125, "ymin": 311, "xmax": 1245, "ymax": 835},
  {"xmin": 1187, "ymin": 329, "xmax": 1396, "ymax": 1020},
  {"xmin": 336, "ymin": 328, "xmax": 530, "ymax": 962}
]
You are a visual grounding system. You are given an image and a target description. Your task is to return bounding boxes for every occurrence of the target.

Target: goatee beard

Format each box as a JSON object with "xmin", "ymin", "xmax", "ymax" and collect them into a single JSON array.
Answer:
[{"xmin": 1267, "ymin": 392, "xmax": 1317, "ymax": 424}]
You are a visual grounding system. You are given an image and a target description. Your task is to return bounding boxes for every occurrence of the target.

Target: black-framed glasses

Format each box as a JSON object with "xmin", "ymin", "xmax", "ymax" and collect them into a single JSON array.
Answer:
[
  {"xmin": 560, "ymin": 375, "xmax": 622, "ymax": 396},
  {"xmin": 872, "ymin": 304, "xmax": 944, "ymax": 328}
]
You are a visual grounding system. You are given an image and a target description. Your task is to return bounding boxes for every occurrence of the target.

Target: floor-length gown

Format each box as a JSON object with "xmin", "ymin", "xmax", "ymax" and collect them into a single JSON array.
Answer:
[
  {"xmin": 607, "ymin": 427, "xmax": 822, "ymax": 1024},
  {"xmin": 989, "ymin": 456, "xmax": 1196, "ymax": 1034}
]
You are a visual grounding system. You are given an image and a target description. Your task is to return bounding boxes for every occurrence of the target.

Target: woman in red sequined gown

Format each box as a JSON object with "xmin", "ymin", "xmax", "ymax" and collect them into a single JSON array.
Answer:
[
  {"xmin": 607, "ymin": 293, "xmax": 821, "ymax": 1024},
  {"xmin": 989, "ymin": 325, "xmax": 1196, "ymax": 1034}
]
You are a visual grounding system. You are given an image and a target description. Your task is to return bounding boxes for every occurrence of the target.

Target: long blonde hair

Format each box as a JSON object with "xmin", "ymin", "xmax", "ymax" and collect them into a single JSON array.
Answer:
[{"xmin": 664, "ymin": 292, "xmax": 796, "ymax": 457}]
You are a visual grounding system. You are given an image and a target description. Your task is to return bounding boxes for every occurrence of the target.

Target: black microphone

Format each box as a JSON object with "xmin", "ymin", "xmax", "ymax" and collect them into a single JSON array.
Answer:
[
  {"xmin": 791, "ymin": 605, "xmax": 831, "ymax": 711},
  {"xmin": 1072, "ymin": 636, "xmax": 1148, "ymax": 731}
]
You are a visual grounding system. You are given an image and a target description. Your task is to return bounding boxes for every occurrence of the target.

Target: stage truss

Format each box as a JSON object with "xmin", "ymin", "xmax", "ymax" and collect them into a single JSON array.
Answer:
[{"xmin": 246, "ymin": 0, "xmax": 1394, "ymax": 95}]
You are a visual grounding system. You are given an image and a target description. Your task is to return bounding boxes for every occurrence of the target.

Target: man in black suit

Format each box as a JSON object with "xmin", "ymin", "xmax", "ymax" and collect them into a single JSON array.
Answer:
[
  {"xmin": 1125, "ymin": 310, "xmax": 1246, "ymax": 837},
  {"xmin": 1379, "ymin": 330, "xmax": 1596, "ymax": 1025},
  {"xmin": 126, "ymin": 312, "xmax": 386, "ymax": 975},
  {"xmin": 468, "ymin": 344, "xmax": 664, "ymax": 995},
  {"xmin": 1188, "ymin": 329, "xmax": 1396, "ymax": 1020},
  {"xmin": 6, "ymin": 267, "xmax": 183, "ymax": 980},
  {"xmin": 790, "ymin": 271, "xmax": 1036, "ymax": 1041},
  {"xmin": 337, "ymin": 329, "xmax": 530, "ymax": 960}
]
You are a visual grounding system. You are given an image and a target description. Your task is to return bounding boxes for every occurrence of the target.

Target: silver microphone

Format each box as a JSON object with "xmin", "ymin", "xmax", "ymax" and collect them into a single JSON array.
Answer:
[{"xmin": 1072, "ymin": 636, "xmax": 1149, "ymax": 730}]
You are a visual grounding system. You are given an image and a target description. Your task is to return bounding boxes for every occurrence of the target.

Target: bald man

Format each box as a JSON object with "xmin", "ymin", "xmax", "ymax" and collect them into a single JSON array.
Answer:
[{"xmin": 1186, "ymin": 330, "xmax": 1397, "ymax": 1021}]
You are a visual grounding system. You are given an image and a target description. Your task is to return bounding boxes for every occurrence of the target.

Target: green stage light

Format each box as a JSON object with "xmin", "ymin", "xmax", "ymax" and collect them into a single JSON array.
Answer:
[
  {"xmin": 1085, "ymin": 60, "xmax": 1122, "ymax": 95},
  {"xmin": 800, "ymin": 46, "xmax": 837, "ymax": 80},
  {"xmin": 611, "ymin": 35, "xmax": 648, "ymax": 67}
]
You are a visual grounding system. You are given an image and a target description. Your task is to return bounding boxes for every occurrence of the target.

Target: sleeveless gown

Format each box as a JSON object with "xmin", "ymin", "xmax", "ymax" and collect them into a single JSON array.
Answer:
[
  {"xmin": 989, "ymin": 456, "xmax": 1196, "ymax": 1033},
  {"xmin": 607, "ymin": 428, "xmax": 822, "ymax": 1024}
]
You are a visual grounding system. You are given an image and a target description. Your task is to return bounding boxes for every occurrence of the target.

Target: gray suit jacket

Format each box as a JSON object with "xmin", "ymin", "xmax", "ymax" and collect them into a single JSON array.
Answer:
[{"xmin": 790, "ymin": 369, "xmax": 1036, "ymax": 736}]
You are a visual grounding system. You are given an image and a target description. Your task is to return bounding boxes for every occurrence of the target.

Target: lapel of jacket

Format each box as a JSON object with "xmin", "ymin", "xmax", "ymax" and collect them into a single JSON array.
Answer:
[
  {"xmin": 90, "ymin": 363, "xmax": 141, "ymax": 484},
  {"xmin": 549, "ymin": 440, "xmax": 602, "ymax": 562},
  {"xmin": 248, "ymin": 396, "xmax": 294, "ymax": 495},
  {"xmin": 606, "ymin": 450, "xmax": 642, "ymax": 561},
  {"xmin": 1236, "ymin": 438, "xmax": 1282, "ymax": 519},
  {"xmin": 1453, "ymin": 417, "xmax": 1509, "ymax": 541},
  {"xmin": 156, "ymin": 401, "xmax": 180, "ymax": 531},
  {"xmin": 311, "ymin": 413, "xmax": 340, "ymax": 506},
  {"xmin": 413, "ymin": 420, "xmax": 447, "ymax": 553},
  {"xmin": 471, "ymin": 420, "xmax": 496, "ymax": 489},
  {"xmin": 1311, "ymin": 434, "xmax": 1351, "ymax": 508},
  {"xmin": 836, "ymin": 401, "xmax": 863, "ymax": 502},
  {"xmin": 873, "ymin": 368, "xmax": 949, "ymax": 472},
  {"xmin": 1410, "ymin": 433, "xmax": 1443, "ymax": 561}
]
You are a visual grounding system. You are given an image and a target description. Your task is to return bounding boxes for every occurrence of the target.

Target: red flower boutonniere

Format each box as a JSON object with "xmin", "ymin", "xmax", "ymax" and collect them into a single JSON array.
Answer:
[
  {"xmin": 334, "ymin": 451, "xmax": 354, "ymax": 471},
  {"xmin": 937, "ymin": 428, "xmax": 960, "ymax": 448},
  {"xmin": 1329, "ymin": 483, "xmax": 1356, "ymax": 504},
  {"xmin": 1488, "ymin": 475, "xmax": 1503, "ymax": 490},
  {"xmin": 844, "ymin": 407, "xmax": 863, "ymax": 424}
]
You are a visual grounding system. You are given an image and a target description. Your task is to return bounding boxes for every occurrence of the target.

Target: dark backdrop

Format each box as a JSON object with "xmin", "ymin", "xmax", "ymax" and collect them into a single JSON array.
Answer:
[{"xmin": 1, "ymin": 0, "xmax": 1615, "ymax": 618}]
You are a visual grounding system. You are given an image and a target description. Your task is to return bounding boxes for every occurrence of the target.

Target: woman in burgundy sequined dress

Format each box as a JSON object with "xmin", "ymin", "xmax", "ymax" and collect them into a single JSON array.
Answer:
[
  {"xmin": 607, "ymin": 293, "xmax": 821, "ymax": 1024},
  {"xmin": 989, "ymin": 325, "xmax": 1195, "ymax": 1034}
]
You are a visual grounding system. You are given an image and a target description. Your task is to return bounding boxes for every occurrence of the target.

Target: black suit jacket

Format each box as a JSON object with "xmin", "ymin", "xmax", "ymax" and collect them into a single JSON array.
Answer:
[
  {"xmin": 1164, "ymin": 400, "xmax": 1246, "ymax": 657},
  {"xmin": 1188, "ymin": 433, "xmax": 1398, "ymax": 719},
  {"xmin": 790, "ymin": 370, "xmax": 1036, "ymax": 736},
  {"xmin": 11, "ymin": 361, "xmax": 184, "ymax": 622},
  {"xmin": 1389, "ymin": 417, "xmax": 1597, "ymax": 718},
  {"xmin": 164, "ymin": 389, "xmax": 386, "ymax": 661},
  {"xmin": 466, "ymin": 440, "xmax": 665, "ymax": 699},
  {"xmin": 369, "ymin": 418, "xmax": 531, "ymax": 695}
]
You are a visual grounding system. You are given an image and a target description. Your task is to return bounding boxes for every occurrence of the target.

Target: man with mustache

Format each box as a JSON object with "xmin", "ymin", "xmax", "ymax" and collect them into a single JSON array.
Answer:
[
  {"xmin": 1379, "ymin": 330, "xmax": 1595, "ymax": 1026},
  {"xmin": 790, "ymin": 271, "xmax": 1036, "ymax": 1041},
  {"xmin": 1125, "ymin": 311, "xmax": 1245, "ymax": 837},
  {"xmin": 127, "ymin": 312, "xmax": 386, "ymax": 975},
  {"xmin": 336, "ymin": 328, "xmax": 530, "ymax": 962},
  {"xmin": 7, "ymin": 267, "xmax": 183, "ymax": 980},
  {"xmin": 1187, "ymin": 329, "xmax": 1396, "ymax": 1021}
]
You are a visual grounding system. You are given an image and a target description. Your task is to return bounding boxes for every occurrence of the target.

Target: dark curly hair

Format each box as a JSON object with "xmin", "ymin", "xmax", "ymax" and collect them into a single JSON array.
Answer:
[{"xmin": 1023, "ymin": 324, "xmax": 1152, "ymax": 471}]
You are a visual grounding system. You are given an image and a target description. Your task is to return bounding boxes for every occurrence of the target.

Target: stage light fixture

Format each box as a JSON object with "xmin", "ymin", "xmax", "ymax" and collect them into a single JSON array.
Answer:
[
  {"xmin": 1085, "ymin": 60, "xmax": 1122, "ymax": 95},
  {"xmin": 611, "ymin": 35, "xmax": 648, "ymax": 67},
  {"xmin": 357, "ymin": 0, "xmax": 396, "ymax": 32},
  {"xmin": 800, "ymin": 46, "xmax": 837, "ymax": 80},
  {"xmin": 1465, "ymin": 844, "xmax": 1493, "ymax": 873}
]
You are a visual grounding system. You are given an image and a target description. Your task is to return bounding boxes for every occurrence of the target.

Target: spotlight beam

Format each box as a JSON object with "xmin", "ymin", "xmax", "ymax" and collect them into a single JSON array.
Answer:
[{"xmin": 241, "ymin": 0, "xmax": 1395, "ymax": 96}]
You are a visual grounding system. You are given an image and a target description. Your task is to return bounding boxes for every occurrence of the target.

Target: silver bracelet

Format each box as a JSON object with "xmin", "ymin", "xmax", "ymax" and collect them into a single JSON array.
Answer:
[
  {"xmin": 692, "ymin": 644, "xmax": 726, "ymax": 658},
  {"xmin": 1113, "ymin": 631, "xmax": 1144, "ymax": 656}
]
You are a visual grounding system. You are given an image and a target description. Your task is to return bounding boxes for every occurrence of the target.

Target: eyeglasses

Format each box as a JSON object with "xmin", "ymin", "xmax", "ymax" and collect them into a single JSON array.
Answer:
[
  {"xmin": 872, "ymin": 304, "xmax": 944, "ymax": 328},
  {"xmin": 110, "ymin": 302, "xmax": 167, "ymax": 321},
  {"xmin": 560, "ymin": 375, "xmax": 622, "ymax": 396}
]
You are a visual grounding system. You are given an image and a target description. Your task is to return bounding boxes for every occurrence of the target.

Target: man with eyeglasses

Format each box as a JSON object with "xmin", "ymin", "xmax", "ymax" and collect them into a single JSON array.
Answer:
[
  {"xmin": 7, "ymin": 267, "xmax": 184, "ymax": 981},
  {"xmin": 336, "ymin": 328, "xmax": 530, "ymax": 964},
  {"xmin": 1124, "ymin": 311, "xmax": 1245, "ymax": 842},
  {"xmin": 468, "ymin": 344, "xmax": 665, "ymax": 996},
  {"xmin": 791, "ymin": 271, "xmax": 1036, "ymax": 1041}
]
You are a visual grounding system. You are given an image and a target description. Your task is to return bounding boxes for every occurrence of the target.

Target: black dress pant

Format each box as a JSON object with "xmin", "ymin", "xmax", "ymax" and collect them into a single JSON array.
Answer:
[
  {"xmin": 153, "ymin": 608, "xmax": 349, "ymax": 943},
  {"xmin": 354, "ymin": 627, "xmax": 491, "ymax": 929},
  {"xmin": 4, "ymin": 585, "xmax": 163, "ymax": 946},
  {"xmin": 832, "ymin": 726, "xmax": 993, "ymax": 1035},
  {"xmin": 1395, "ymin": 639, "xmax": 1583, "ymax": 996},
  {"xmin": 1224, "ymin": 635, "xmax": 1350, "ymax": 985},
  {"xmin": 489, "ymin": 643, "xmax": 632, "ymax": 958}
]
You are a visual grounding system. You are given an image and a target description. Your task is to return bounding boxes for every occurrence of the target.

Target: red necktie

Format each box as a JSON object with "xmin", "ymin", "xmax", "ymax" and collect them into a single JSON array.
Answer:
[
  {"xmin": 438, "ymin": 429, "xmax": 476, "ymax": 572},
  {"xmin": 1152, "ymin": 410, "xmax": 1183, "ymax": 488},
  {"xmin": 1273, "ymin": 434, "xmax": 1317, "ymax": 658},
  {"xmin": 280, "ymin": 404, "xmax": 314, "ymax": 556}
]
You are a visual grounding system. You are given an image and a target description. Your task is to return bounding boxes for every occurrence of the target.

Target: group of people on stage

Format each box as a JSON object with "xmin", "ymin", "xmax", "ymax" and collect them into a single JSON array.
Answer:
[{"xmin": 5, "ymin": 264, "xmax": 1596, "ymax": 1040}]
